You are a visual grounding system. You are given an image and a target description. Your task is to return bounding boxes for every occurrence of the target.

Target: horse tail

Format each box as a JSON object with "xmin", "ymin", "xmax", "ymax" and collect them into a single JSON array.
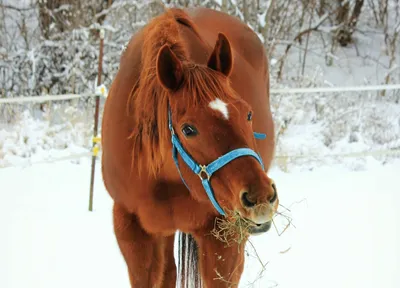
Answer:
[{"xmin": 177, "ymin": 231, "xmax": 202, "ymax": 288}]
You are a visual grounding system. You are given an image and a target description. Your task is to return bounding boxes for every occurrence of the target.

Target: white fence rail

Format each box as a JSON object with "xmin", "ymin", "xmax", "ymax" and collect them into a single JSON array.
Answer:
[
  {"xmin": 270, "ymin": 83, "xmax": 400, "ymax": 94},
  {"xmin": 0, "ymin": 83, "xmax": 399, "ymax": 169},
  {"xmin": 1, "ymin": 84, "xmax": 400, "ymax": 105},
  {"xmin": 0, "ymin": 93, "xmax": 94, "ymax": 104},
  {"xmin": 0, "ymin": 84, "xmax": 108, "ymax": 104}
]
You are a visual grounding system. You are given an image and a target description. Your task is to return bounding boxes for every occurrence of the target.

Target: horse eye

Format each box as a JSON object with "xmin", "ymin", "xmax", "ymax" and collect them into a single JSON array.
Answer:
[
  {"xmin": 181, "ymin": 124, "xmax": 198, "ymax": 137},
  {"xmin": 247, "ymin": 111, "xmax": 253, "ymax": 121}
]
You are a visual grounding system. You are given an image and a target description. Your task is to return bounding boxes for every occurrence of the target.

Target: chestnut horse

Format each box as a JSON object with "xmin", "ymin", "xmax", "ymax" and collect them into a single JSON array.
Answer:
[{"xmin": 101, "ymin": 7, "xmax": 278, "ymax": 288}]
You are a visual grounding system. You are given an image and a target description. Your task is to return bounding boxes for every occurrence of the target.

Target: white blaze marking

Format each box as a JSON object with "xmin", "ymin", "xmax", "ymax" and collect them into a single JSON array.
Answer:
[{"xmin": 209, "ymin": 98, "xmax": 229, "ymax": 120}]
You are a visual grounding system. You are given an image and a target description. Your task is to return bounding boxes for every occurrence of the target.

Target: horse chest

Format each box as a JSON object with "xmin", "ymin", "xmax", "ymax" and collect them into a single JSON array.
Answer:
[{"xmin": 134, "ymin": 184, "xmax": 212, "ymax": 235}]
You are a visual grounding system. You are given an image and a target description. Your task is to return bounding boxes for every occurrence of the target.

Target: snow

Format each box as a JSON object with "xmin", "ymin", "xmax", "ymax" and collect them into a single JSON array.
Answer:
[
  {"xmin": 1, "ymin": 158, "xmax": 399, "ymax": 287},
  {"xmin": 1, "ymin": 1, "xmax": 400, "ymax": 286}
]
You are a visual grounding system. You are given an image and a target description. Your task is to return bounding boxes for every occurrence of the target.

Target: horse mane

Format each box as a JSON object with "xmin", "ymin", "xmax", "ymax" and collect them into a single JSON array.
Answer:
[{"xmin": 128, "ymin": 8, "xmax": 239, "ymax": 177}]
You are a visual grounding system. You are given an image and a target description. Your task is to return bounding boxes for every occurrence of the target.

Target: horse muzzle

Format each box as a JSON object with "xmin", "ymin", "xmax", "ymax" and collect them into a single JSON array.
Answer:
[
  {"xmin": 248, "ymin": 221, "xmax": 272, "ymax": 235},
  {"xmin": 240, "ymin": 188, "xmax": 278, "ymax": 235}
]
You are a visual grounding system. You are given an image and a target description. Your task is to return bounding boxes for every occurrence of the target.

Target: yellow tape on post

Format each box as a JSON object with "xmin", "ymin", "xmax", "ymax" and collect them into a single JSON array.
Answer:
[
  {"xmin": 93, "ymin": 145, "xmax": 99, "ymax": 157},
  {"xmin": 93, "ymin": 136, "xmax": 101, "ymax": 144}
]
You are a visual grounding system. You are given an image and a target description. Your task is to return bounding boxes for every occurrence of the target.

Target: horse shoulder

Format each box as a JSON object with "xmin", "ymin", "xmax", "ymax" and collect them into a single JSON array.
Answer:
[{"xmin": 101, "ymin": 29, "xmax": 146, "ymax": 206}]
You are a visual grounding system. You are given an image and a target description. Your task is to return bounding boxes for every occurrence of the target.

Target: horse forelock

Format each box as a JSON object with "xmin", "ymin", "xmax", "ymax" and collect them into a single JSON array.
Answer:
[{"xmin": 128, "ymin": 9, "xmax": 238, "ymax": 178}]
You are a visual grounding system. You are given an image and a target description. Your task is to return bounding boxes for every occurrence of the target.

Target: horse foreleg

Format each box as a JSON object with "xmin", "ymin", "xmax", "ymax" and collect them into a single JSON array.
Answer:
[
  {"xmin": 113, "ymin": 203, "xmax": 166, "ymax": 288},
  {"xmin": 194, "ymin": 230, "xmax": 246, "ymax": 288},
  {"xmin": 162, "ymin": 234, "xmax": 177, "ymax": 288}
]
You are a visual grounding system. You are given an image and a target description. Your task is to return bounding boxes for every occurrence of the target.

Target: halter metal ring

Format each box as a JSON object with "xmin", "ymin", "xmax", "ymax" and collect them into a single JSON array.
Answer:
[{"xmin": 198, "ymin": 165, "xmax": 210, "ymax": 181}]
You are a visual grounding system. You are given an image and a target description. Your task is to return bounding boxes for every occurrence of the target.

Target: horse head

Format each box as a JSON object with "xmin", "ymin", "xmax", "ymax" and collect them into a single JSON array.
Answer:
[{"xmin": 156, "ymin": 33, "xmax": 278, "ymax": 235}]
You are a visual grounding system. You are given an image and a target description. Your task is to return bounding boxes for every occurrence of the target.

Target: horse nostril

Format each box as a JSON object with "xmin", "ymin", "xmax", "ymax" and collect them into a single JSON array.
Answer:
[
  {"xmin": 270, "ymin": 183, "xmax": 277, "ymax": 203},
  {"xmin": 241, "ymin": 192, "xmax": 256, "ymax": 208}
]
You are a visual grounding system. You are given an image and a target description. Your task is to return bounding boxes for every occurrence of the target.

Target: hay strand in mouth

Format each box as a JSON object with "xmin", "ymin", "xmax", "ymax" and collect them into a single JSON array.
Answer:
[
  {"xmin": 211, "ymin": 209, "xmax": 255, "ymax": 247},
  {"xmin": 272, "ymin": 199, "xmax": 306, "ymax": 236},
  {"xmin": 279, "ymin": 203, "xmax": 291, "ymax": 213},
  {"xmin": 272, "ymin": 218, "xmax": 291, "ymax": 236}
]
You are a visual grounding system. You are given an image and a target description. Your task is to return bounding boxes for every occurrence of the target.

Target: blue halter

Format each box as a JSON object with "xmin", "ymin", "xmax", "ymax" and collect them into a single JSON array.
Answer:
[{"xmin": 168, "ymin": 105, "xmax": 266, "ymax": 216}]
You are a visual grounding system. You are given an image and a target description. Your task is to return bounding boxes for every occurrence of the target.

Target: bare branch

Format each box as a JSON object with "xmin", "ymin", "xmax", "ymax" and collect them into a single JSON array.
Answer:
[{"xmin": 0, "ymin": 4, "xmax": 36, "ymax": 12}]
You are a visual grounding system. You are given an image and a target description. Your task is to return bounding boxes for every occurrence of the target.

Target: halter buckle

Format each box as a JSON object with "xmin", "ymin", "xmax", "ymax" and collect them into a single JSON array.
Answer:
[{"xmin": 198, "ymin": 165, "xmax": 210, "ymax": 181}]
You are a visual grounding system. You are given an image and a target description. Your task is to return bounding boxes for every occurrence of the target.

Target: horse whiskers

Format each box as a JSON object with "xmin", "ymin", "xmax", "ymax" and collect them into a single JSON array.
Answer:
[{"xmin": 255, "ymin": 202, "xmax": 274, "ymax": 210}]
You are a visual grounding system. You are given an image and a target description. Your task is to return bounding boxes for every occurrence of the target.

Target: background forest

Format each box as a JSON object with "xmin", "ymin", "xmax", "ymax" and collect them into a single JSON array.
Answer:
[{"xmin": 0, "ymin": 0, "xmax": 399, "ymax": 170}]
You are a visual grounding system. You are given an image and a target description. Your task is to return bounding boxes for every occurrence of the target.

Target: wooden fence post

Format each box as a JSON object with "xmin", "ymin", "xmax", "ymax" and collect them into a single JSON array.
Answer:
[{"xmin": 88, "ymin": 28, "xmax": 105, "ymax": 212}]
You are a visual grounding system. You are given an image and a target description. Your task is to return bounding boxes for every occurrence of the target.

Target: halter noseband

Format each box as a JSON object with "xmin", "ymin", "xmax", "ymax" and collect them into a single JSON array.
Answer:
[{"xmin": 168, "ymin": 105, "xmax": 266, "ymax": 216}]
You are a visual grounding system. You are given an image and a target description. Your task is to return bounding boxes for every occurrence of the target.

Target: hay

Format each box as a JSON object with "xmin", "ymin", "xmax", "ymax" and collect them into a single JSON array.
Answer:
[
  {"xmin": 210, "ymin": 209, "xmax": 255, "ymax": 247},
  {"xmin": 209, "ymin": 206, "xmax": 295, "ymax": 287}
]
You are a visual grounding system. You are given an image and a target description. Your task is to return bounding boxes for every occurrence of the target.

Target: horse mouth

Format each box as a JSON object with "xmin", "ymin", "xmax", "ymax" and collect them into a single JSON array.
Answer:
[{"xmin": 246, "ymin": 219, "xmax": 272, "ymax": 235}]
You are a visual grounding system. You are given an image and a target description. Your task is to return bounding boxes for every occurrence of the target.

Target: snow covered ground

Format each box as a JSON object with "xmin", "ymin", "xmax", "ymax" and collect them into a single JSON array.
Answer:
[
  {"xmin": 1, "ymin": 157, "xmax": 399, "ymax": 288},
  {"xmin": 1, "ymin": 1, "xmax": 400, "ymax": 287}
]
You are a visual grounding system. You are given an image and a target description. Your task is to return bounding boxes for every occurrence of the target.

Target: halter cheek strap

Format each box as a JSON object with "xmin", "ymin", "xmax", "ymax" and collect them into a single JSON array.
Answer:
[{"xmin": 168, "ymin": 106, "xmax": 266, "ymax": 216}]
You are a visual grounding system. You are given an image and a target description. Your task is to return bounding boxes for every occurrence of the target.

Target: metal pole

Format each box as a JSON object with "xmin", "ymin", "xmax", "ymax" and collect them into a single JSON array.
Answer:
[{"xmin": 88, "ymin": 28, "xmax": 105, "ymax": 212}]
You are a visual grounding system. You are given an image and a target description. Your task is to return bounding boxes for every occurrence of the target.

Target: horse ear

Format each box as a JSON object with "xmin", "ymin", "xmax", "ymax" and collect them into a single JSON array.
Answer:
[
  {"xmin": 207, "ymin": 33, "xmax": 233, "ymax": 77},
  {"xmin": 156, "ymin": 44, "xmax": 184, "ymax": 91}
]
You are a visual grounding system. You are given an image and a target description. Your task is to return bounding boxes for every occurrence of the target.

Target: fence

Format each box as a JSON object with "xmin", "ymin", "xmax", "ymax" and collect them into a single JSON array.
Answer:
[
  {"xmin": 1, "ymin": 82, "xmax": 400, "ymax": 168},
  {"xmin": 2, "ymin": 82, "xmax": 400, "ymax": 211},
  {"xmin": 2, "ymin": 83, "xmax": 400, "ymax": 104},
  {"xmin": 0, "ymin": 84, "xmax": 400, "ymax": 167}
]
